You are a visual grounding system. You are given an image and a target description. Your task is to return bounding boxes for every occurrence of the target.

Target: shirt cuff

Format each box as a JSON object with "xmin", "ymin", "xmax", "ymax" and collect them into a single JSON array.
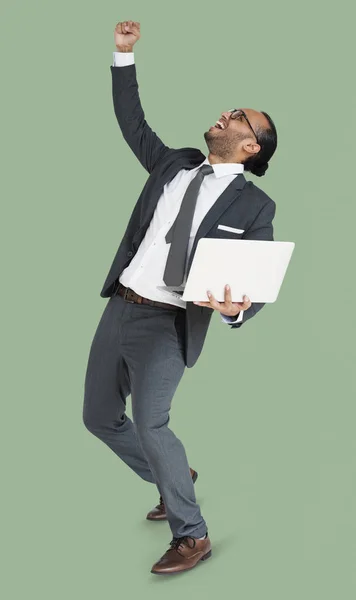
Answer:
[
  {"xmin": 221, "ymin": 310, "xmax": 243, "ymax": 324},
  {"xmin": 112, "ymin": 51, "xmax": 135, "ymax": 67}
]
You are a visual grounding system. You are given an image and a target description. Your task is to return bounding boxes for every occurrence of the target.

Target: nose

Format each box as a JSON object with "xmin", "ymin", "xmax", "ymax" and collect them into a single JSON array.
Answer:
[{"xmin": 221, "ymin": 111, "xmax": 231, "ymax": 121}]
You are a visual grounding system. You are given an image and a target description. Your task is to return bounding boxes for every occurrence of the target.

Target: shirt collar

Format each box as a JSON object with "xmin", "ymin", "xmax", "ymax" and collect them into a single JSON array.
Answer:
[{"xmin": 196, "ymin": 157, "xmax": 244, "ymax": 178}]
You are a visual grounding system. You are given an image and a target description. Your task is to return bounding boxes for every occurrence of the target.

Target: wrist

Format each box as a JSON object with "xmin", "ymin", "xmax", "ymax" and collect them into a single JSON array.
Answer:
[{"xmin": 115, "ymin": 45, "xmax": 134, "ymax": 53}]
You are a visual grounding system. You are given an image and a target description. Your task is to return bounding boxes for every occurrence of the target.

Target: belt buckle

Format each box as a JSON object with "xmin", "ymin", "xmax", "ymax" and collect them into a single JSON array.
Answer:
[{"xmin": 123, "ymin": 287, "xmax": 135, "ymax": 303}]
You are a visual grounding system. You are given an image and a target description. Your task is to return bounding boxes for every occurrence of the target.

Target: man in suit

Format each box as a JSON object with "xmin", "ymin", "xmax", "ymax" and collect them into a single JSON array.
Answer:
[{"xmin": 83, "ymin": 20, "xmax": 278, "ymax": 575}]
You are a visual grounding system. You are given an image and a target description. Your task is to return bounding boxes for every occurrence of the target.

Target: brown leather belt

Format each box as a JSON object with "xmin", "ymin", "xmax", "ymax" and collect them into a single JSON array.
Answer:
[{"xmin": 113, "ymin": 282, "xmax": 179, "ymax": 311}]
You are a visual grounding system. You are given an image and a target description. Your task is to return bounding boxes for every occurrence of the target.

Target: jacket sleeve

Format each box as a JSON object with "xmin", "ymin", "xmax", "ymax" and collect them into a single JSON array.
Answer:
[
  {"xmin": 229, "ymin": 198, "xmax": 276, "ymax": 330},
  {"xmin": 110, "ymin": 64, "xmax": 170, "ymax": 174}
]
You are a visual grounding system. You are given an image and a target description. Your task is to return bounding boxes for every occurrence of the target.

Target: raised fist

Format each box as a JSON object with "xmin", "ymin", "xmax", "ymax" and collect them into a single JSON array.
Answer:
[{"xmin": 114, "ymin": 21, "xmax": 141, "ymax": 49}]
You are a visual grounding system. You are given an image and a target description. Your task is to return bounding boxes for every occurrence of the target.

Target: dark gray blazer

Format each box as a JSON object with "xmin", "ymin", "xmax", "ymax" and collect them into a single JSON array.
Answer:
[{"xmin": 100, "ymin": 64, "xmax": 276, "ymax": 368}]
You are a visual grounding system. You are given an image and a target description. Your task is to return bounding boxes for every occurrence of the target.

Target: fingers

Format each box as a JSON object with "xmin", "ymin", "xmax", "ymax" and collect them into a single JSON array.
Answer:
[
  {"xmin": 224, "ymin": 284, "xmax": 232, "ymax": 302},
  {"xmin": 223, "ymin": 285, "xmax": 251, "ymax": 308},
  {"xmin": 205, "ymin": 290, "xmax": 221, "ymax": 311},
  {"xmin": 119, "ymin": 21, "xmax": 131, "ymax": 33},
  {"xmin": 236, "ymin": 295, "xmax": 251, "ymax": 309},
  {"xmin": 194, "ymin": 289, "xmax": 251, "ymax": 312},
  {"xmin": 117, "ymin": 20, "xmax": 140, "ymax": 33},
  {"xmin": 193, "ymin": 290, "xmax": 218, "ymax": 308}
]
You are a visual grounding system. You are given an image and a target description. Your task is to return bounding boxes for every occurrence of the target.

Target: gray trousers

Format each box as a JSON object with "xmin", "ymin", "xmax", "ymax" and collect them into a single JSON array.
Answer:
[{"xmin": 83, "ymin": 292, "xmax": 207, "ymax": 539}]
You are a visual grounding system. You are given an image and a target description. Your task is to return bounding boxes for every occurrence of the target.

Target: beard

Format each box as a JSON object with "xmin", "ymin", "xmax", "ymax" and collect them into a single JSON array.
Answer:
[{"xmin": 203, "ymin": 129, "xmax": 248, "ymax": 160}]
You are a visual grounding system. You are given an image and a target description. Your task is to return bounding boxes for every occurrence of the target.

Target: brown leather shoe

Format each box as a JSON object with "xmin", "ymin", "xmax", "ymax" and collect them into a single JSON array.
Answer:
[
  {"xmin": 146, "ymin": 468, "xmax": 198, "ymax": 521},
  {"xmin": 151, "ymin": 533, "xmax": 212, "ymax": 575}
]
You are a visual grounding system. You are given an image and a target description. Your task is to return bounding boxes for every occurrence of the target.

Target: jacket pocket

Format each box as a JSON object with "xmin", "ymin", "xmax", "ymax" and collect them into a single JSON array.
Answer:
[{"xmin": 217, "ymin": 224, "xmax": 245, "ymax": 234}]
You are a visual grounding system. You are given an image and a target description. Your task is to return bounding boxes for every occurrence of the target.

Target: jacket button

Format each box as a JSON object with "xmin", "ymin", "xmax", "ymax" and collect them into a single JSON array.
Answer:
[{"xmin": 127, "ymin": 251, "xmax": 133, "ymax": 257}]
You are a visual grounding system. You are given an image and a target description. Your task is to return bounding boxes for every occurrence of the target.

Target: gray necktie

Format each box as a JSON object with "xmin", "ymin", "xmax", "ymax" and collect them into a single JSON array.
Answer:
[{"xmin": 163, "ymin": 164, "xmax": 214, "ymax": 286}]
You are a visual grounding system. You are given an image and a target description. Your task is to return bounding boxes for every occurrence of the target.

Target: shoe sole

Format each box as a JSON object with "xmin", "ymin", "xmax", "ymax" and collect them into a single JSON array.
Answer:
[
  {"xmin": 151, "ymin": 549, "xmax": 212, "ymax": 575},
  {"xmin": 146, "ymin": 470, "xmax": 199, "ymax": 521}
]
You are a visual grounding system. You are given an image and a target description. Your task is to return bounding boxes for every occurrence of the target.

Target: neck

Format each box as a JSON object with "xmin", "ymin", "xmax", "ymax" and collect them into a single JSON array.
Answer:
[{"xmin": 207, "ymin": 152, "xmax": 243, "ymax": 165}]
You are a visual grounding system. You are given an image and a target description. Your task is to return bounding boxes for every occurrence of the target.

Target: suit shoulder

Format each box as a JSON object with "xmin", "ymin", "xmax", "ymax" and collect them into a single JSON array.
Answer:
[
  {"xmin": 245, "ymin": 180, "xmax": 276, "ymax": 208},
  {"xmin": 171, "ymin": 147, "xmax": 206, "ymax": 161}
]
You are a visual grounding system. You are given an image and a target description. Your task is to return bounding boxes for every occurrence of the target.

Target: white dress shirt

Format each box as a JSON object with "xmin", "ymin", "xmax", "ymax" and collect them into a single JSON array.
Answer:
[{"xmin": 112, "ymin": 51, "xmax": 243, "ymax": 325}]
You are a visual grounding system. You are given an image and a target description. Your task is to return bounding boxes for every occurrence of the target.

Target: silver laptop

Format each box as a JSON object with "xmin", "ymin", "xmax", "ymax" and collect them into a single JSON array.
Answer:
[{"xmin": 180, "ymin": 238, "xmax": 295, "ymax": 303}]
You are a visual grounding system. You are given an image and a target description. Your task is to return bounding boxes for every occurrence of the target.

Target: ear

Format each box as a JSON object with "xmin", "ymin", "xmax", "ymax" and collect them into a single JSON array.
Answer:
[{"xmin": 242, "ymin": 141, "xmax": 261, "ymax": 157}]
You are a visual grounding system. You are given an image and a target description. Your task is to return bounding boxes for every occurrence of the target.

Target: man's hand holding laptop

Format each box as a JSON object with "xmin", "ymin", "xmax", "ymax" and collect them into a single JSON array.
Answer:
[{"xmin": 194, "ymin": 285, "xmax": 251, "ymax": 317}]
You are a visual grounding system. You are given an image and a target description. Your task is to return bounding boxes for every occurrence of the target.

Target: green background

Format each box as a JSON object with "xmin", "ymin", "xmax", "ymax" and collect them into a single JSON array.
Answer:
[{"xmin": 2, "ymin": 0, "xmax": 355, "ymax": 597}]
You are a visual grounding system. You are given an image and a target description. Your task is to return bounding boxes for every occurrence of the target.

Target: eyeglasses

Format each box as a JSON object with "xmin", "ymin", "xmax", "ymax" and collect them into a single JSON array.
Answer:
[{"xmin": 228, "ymin": 109, "xmax": 259, "ymax": 144}]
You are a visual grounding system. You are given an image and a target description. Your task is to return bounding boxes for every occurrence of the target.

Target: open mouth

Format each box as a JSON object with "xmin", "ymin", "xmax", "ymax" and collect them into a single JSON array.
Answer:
[{"xmin": 209, "ymin": 119, "xmax": 226, "ymax": 131}]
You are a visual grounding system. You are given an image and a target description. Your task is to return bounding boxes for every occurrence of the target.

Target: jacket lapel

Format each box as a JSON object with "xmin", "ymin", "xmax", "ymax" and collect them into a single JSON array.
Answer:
[{"xmin": 135, "ymin": 150, "xmax": 205, "ymax": 241}]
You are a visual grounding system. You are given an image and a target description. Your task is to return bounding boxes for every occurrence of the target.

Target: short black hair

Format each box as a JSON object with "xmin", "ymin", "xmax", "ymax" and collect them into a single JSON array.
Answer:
[{"xmin": 243, "ymin": 111, "xmax": 277, "ymax": 177}]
